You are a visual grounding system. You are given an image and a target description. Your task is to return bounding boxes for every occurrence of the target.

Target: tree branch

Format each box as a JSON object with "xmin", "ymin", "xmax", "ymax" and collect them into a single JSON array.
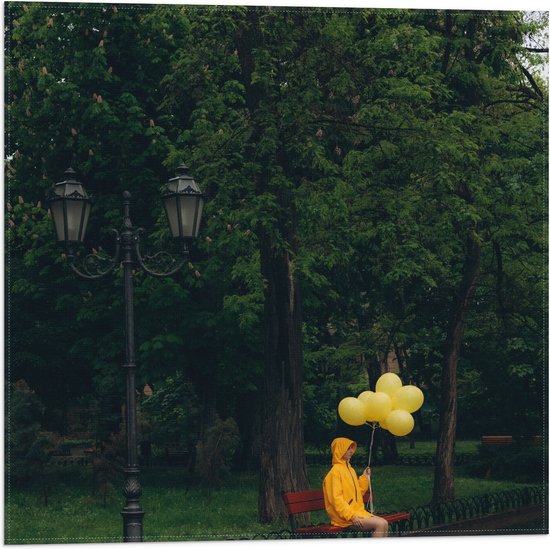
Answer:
[
  {"xmin": 312, "ymin": 114, "xmax": 427, "ymax": 134},
  {"xmin": 482, "ymin": 97, "xmax": 536, "ymax": 113},
  {"xmin": 520, "ymin": 65, "xmax": 544, "ymax": 99}
]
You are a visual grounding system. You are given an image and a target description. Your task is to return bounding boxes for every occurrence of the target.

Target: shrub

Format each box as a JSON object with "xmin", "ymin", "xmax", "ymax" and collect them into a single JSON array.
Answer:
[
  {"xmin": 140, "ymin": 372, "xmax": 200, "ymax": 451},
  {"xmin": 467, "ymin": 443, "xmax": 545, "ymax": 483},
  {"xmin": 5, "ymin": 380, "xmax": 63, "ymax": 504},
  {"xmin": 91, "ymin": 427, "xmax": 126, "ymax": 505},
  {"xmin": 195, "ymin": 416, "xmax": 240, "ymax": 491}
]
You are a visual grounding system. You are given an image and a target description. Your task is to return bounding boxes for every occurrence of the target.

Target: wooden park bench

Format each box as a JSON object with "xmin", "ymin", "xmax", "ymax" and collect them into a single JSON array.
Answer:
[
  {"xmin": 481, "ymin": 435, "xmax": 542, "ymax": 447},
  {"xmin": 282, "ymin": 488, "xmax": 410, "ymax": 537},
  {"xmin": 165, "ymin": 445, "xmax": 190, "ymax": 466},
  {"xmin": 49, "ymin": 455, "xmax": 91, "ymax": 466},
  {"xmin": 481, "ymin": 435, "xmax": 514, "ymax": 446},
  {"xmin": 49, "ymin": 445, "xmax": 72, "ymax": 457}
]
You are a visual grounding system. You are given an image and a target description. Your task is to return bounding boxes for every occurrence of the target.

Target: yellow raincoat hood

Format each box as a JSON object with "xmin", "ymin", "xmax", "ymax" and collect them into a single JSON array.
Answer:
[
  {"xmin": 331, "ymin": 437, "xmax": 357, "ymax": 465},
  {"xmin": 323, "ymin": 437, "xmax": 371, "ymax": 527}
]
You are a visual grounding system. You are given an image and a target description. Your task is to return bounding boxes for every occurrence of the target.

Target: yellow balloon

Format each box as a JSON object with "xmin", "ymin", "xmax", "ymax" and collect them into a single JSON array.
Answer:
[
  {"xmin": 365, "ymin": 392, "xmax": 392, "ymax": 422},
  {"xmin": 375, "ymin": 373, "xmax": 402, "ymax": 397},
  {"xmin": 358, "ymin": 390, "xmax": 374, "ymax": 404},
  {"xmin": 385, "ymin": 409, "xmax": 415, "ymax": 436},
  {"xmin": 392, "ymin": 385, "xmax": 424, "ymax": 413},
  {"xmin": 379, "ymin": 417, "xmax": 389, "ymax": 430},
  {"xmin": 358, "ymin": 391, "xmax": 378, "ymax": 422},
  {"xmin": 338, "ymin": 397, "xmax": 367, "ymax": 426}
]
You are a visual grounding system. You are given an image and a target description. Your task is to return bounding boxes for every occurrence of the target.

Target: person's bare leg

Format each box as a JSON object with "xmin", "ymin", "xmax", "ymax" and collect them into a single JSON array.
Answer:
[{"xmin": 359, "ymin": 516, "xmax": 389, "ymax": 538}]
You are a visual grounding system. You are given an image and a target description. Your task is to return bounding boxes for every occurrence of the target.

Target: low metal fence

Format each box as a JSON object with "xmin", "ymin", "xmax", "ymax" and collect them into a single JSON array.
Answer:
[{"xmin": 402, "ymin": 486, "xmax": 546, "ymax": 531}]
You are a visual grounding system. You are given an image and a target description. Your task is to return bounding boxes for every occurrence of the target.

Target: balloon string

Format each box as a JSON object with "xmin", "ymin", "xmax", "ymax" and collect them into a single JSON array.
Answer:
[
  {"xmin": 367, "ymin": 422, "xmax": 376, "ymax": 468},
  {"xmin": 367, "ymin": 473, "xmax": 374, "ymax": 514},
  {"xmin": 367, "ymin": 422, "xmax": 376, "ymax": 513}
]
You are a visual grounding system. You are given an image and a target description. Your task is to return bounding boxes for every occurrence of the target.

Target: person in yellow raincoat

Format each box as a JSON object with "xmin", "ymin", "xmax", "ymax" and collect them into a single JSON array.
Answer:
[{"xmin": 323, "ymin": 437, "xmax": 389, "ymax": 537}]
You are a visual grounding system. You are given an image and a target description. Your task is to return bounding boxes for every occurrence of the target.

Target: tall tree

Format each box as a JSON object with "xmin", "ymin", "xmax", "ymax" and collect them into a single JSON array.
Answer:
[{"xmin": 429, "ymin": 11, "xmax": 548, "ymax": 502}]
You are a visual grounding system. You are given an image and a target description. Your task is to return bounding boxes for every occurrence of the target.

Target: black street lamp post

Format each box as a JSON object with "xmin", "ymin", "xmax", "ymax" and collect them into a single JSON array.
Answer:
[{"xmin": 47, "ymin": 166, "xmax": 204, "ymax": 542}]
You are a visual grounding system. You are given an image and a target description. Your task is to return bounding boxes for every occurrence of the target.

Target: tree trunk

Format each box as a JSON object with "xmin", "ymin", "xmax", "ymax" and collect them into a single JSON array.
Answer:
[
  {"xmin": 493, "ymin": 241, "xmax": 510, "ymax": 337},
  {"xmin": 379, "ymin": 429, "xmax": 399, "ymax": 464},
  {"xmin": 257, "ymin": 238, "xmax": 309, "ymax": 522},
  {"xmin": 433, "ymin": 234, "xmax": 481, "ymax": 504},
  {"xmin": 234, "ymin": 9, "xmax": 309, "ymax": 521}
]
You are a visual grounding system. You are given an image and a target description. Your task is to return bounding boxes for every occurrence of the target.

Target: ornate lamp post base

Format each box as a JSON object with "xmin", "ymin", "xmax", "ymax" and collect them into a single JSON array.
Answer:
[
  {"xmin": 122, "ymin": 487, "xmax": 145, "ymax": 543},
  {"xmin": 122, "ymin": 505, "xmax": 144, "ymax": 543},
  {"xmin": 121, "ymin": 513, "xmax": 145, "ymax": 543}
]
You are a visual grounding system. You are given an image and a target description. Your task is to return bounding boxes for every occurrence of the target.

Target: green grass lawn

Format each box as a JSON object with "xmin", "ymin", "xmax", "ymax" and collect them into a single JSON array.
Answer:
[
  {"xmin": 5, "ymin": 468, "xmax": 285, "ymax": 544},
  {"xmin": 4, "ymin": 447, "xmax": 537, "ymax": 545}
]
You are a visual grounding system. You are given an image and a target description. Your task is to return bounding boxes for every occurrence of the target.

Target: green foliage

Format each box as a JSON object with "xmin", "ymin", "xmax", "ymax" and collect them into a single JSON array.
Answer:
[
  {"xmin": 6, "ymin": 380, "xmax": 51, "ymax": 484},
  {"xmin": 468, "ymin": 443, "xmax": 546, "ymax": 483},
  {"xmin": 91, "ymin": 430, "xmax": 125, "ymax": 507},
  {"xmin": 195, "ymin": 416, "xmax": 240, "ymax": 491},
  {"xmin": 5, "ymin": 380, "xmax": 64, "ymax": 507},
  {"xmin": 140, "ymin": 372, "xmax": 199, "ymax": 450}
]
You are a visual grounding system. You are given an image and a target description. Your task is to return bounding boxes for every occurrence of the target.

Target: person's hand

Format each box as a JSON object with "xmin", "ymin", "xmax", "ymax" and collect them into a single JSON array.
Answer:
[
  {"xmin": 351, "ymin": 515, "xmax": 364, "ymax": 528},
  {"xmin": 362, "ymin": 466, "xmax": 371, "ymax": 477}
]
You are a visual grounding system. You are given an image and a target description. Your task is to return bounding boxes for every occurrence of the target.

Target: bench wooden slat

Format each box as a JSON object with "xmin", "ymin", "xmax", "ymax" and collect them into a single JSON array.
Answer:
[
  {"xmin": 295, "ymin": 525, "xmax": 344, "ymax": 534},
  {"xmin": 379, "ymin": 512, "xmax": 410, "ymax": 522},
  {"xmin": 283, "ymin": 489, "xmax": 371, "ymax": 513},
  {"xmin": 283, "ymin": 490, "xmax": 328, "ymax": 514},
  {"xmin": 285, "ymin": 499, "xmax": 325, "ymax": 514},
  {"xmin": 481, "ymin": 436, "xmax": 513, "ymax": 444},
  {"xmin": 283, "ymin": 489, "xmax": 327, "ymax": 504},
  {"xmin": 294, "ymin": 513, "xmax": 411, "ymax": 535}
]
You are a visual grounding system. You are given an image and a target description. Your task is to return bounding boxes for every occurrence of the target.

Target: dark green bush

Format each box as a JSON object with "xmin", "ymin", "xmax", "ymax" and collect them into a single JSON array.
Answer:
[
  {"xmin": 467, "ymin": 443, "xmax": 546, "ymax": 483},
  {"xmin": 61, "ymin": 438, "xmax": 95, "ymax": 449},
  {"xmin": 140, "ymin": 372, "xmax": 199, "ymax": 450},
  {"xmin": 195, "ymin": 416, "xmax": 240, "ymax": 490}
]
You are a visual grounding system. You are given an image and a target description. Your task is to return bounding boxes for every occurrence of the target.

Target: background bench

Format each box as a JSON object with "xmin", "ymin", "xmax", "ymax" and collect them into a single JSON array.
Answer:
[
  {"xmin": 165, "ymin": 446, "xmax": 190, "ymax": 466},
  {"xmin": 481, "ymin": 435, "xmax": 542, "ymax": 447},
  {"xmin": 282, "ymin": 488, "xmax": 410, "ymax": 537},
  {"xmin": 481, "ymin": 436, "xmax": 514, "ymax": 446}
]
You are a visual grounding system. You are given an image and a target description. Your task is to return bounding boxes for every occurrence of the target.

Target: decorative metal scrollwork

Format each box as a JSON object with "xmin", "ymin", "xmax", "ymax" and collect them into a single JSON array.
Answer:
[
  {"xmin": 67, "ymin": 229, "xmax": 120, "ymax": 279},
  {"xmin": 134, "ymin": 228, "xmax": 187, "ymax": 278},
  {"xmin": 399, "ymin": 486, "xmax": 546, "ymax": 533}
]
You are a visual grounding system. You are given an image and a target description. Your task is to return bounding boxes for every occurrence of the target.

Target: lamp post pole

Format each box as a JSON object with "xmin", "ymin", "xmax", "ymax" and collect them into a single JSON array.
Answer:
[
  {"xmin": 48, "ymin": 168, "xmax": 204, "ymax": 542},
  {"xmin": 120, "ymin": 192, "xmax": 143, "ymax": 542}
]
